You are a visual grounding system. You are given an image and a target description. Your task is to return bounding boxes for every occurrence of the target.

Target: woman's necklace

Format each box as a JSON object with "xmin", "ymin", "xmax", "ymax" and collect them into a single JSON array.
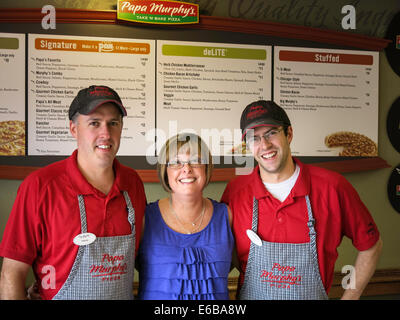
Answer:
[{"xmin": 169, "ymin": 197, "xmax": 206, "ymax": 234}]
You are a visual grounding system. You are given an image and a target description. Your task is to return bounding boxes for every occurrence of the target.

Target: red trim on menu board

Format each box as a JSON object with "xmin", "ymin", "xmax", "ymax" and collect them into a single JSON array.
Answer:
[{"xmin": 279, "ymin": 50, "xmax": 374, "ymax": 65}]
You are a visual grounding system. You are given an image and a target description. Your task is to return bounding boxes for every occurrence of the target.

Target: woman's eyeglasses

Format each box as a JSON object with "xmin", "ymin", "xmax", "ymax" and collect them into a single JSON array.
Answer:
[{"xmin": 167, "ymin": 159, "xmax": 205, "ymax": 169}]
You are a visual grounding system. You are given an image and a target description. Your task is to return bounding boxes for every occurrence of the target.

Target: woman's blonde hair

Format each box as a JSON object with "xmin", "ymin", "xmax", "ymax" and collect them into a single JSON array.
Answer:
[{"xmin": 157, "ymin": 133, "xmax": 213, "ymax": 193}]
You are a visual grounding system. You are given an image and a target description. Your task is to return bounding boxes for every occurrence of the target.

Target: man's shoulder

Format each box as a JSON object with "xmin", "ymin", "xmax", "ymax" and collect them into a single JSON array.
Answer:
[
  {"xmin": 23, "ymin": 157, "xmax": 70, "ymax": 188},
  {"xmin": 225, "ymin": 169, "xmax": 256, "ymax": 197},
  {"xmin": 305, "ymin": 162, "xmax": 345, "ymax": 185},
  {"xmin": 115, "ymin": 161, "xmax": 145, "ymax": 195},
  {"xmin": 300, "ymin": 161, "xmax": 353, "ymax": 196},
  {"xmin": 117, "ymin": 161, "xmax": 142, "ymax": 181}
]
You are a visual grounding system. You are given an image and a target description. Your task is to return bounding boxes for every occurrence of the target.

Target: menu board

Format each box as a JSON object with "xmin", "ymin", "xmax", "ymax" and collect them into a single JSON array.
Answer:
[
  {"xmin": 4, "ymin": 33, "xmax": 380, "ymax": 160},
  {"xmin": 274, "ymin": 46, "xmax": 379, "ymax": 157},
  {"xmin": 0, "ymin": 33, "xmax": 25, "ymax": 156},
  {"xmin": 156, "ymin": 40, "xmax": 272, "ymax": 156},
  {"xmin": 28, "ymin": 34, "xmax": 155, "ymax": 156}
]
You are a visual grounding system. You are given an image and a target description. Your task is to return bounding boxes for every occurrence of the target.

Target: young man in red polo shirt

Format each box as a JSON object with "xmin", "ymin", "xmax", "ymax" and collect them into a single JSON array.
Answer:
[
  {"xmin": 221, "ymin": 100, "xmax": 382, "ymax": 300},
  {"xmin": 0, "ymin": 85, "xmax": 146, "ymax": 300}
]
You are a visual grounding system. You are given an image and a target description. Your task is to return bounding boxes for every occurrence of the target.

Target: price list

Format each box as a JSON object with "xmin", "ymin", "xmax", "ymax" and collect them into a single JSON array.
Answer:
[
  {"xmin": 274, "ymin": 46, "xmax": 379, "ymax": 157},
  {"xmin": 28, "ymin": 34, "xmax": 155, "ymax": 156},
  {"xmin": 157, "ymin": 40, "xmax": 272, "ymax": 156}
]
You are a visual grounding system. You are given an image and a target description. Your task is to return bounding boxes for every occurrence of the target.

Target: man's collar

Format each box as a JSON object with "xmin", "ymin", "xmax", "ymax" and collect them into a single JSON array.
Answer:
[
  {"xmin": 67, "ymin": 149, "xmax": 126, "ymax": 197},
  {"xmin": 252, "ymin": 157, "xmax": 310, "ymax": 199}
]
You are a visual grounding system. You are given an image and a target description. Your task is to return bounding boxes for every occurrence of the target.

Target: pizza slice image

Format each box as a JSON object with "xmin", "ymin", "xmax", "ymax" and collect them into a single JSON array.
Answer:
[
  {"xmin": 0, "ymin": 120, "xmax": 25, "ymax": 156},
  {"xmin": 325, "ymin": 131, "xmax": 377, "ymax": 157}
]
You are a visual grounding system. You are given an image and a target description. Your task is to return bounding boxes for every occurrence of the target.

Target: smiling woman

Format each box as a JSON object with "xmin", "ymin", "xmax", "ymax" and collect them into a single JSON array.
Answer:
[
  {"xmin": 138, "ymin": 133, "xmax": 236, "ymax": 300},
  {"xmin": 157, "ymin": 133, "xmax": 213, "ymax": 193}
]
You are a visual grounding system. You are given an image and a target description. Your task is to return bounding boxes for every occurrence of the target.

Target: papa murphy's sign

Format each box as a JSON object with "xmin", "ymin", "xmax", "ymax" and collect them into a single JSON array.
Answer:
[{"xmin": 117, "ymin": 0, "xmax": 199, "ymax": 25}]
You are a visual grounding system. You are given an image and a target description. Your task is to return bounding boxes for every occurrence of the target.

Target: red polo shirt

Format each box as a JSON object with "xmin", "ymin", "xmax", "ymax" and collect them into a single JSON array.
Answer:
[
  {"xmin": 221, "ymin": 158, "xmax": 380, "ymax": 294},
  {"xmin": 0, "ymin": 150, "xmax": 146, "ymax": 299}
]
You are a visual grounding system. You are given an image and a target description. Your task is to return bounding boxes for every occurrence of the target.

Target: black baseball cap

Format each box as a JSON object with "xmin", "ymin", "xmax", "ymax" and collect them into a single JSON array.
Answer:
[
  {"xmin": 240, "ymin": 100, "xmax": 291, "ymax": 140},
  {"xmin": 68, "ymin": 85, "xmax": 127, "ymax": 120}
]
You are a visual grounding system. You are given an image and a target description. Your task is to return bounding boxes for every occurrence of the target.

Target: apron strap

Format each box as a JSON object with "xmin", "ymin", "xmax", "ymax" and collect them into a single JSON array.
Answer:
[
  {"xmin": 251, "ymin": 197, "xmax": 259, "ymax": 232},
  {"xmin": 305, "ymin": 195, "xmax": 318, "ymax": 263},
  {"xmin": 251, "ymin": 195, "xmax": 316, "ymax": 237},
  {"xmin": 77, "ymin": 195, "xmax": 88, "ymax": 233},
  {"xmin": 77, "ymin": 192, "xmax": 135, "ymax": 235},
  {"xmin": 305, "ymin": 195, "xmax": 316, "ymax": 236},
  {"xmin": 122, "ymin": 191, "xmax": 136, "ymax": 235}
]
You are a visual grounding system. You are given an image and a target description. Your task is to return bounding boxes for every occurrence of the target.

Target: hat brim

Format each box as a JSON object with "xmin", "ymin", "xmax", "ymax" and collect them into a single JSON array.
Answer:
[
  {"xmin": 242, "ymin": 119, "xmax": 284, "ymax": 140},
  {"xmin": 80, "ymin": 99, "xmax": 127, "ymax": 117}
]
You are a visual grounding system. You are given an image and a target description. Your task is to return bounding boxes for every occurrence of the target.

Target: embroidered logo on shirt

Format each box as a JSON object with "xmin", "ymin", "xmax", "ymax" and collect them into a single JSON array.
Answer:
[
  {"xmin": 366, "ymin": 222, "xmax": 376, "ymax": 237},
  {"xmin": 260, "ymin": 263, "xmax": 302, "ymax": 289}
]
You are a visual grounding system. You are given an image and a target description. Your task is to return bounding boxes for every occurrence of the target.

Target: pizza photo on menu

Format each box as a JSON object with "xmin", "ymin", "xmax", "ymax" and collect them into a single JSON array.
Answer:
[
  {"xmin": 325, "ymin": 131, "xmax": 377, "ymax": 157},
  {"xmin": 0, "ymin": 120, "xmax": 26, "ymax": 156}
]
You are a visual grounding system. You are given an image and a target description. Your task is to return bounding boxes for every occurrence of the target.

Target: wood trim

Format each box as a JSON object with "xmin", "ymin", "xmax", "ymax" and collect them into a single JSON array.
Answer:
[
  {"xmin": 193, "ymin": 16, "xmax": 391, "ymax": 51},
  {"xmin": 0, "ymin": 8, "xmax": 117, "ymax": 24},
  {"xmin": 0, "ymin": 8, "xmax": 390, "ymax": 50},
  {"xmin": 329, "ymin": 268, "xmax": 400, "ymax": 299},
  {"xmin": 131, "ymin": 268, "xmax": 400, "ymax": 299},
  {"xmin": 310, "ymin": 157, "xmax": 391, "ymax": 174},
  {"xmin": 0, "ymin": 157, "xmax": 390, "ymax": 181}
]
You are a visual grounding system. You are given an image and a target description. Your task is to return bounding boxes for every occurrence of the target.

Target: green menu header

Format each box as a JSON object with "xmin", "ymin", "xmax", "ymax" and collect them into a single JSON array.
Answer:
[
  {"xmin": 0, "ymin": 37, "xmax": 19, "ymax": 50},
  {"xmin": 162, "ymin": 45, "xmax": 266, "ymax": 60}
]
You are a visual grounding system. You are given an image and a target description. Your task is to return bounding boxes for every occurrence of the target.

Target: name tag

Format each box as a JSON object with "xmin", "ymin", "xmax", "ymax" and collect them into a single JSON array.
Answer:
[
  {"xmin": 73, "ymin": 233, "xmax": 96, "ymax": 246},
  {"xmin": 246, "ymin": 229, "xmax": 262, "ymax": 247}
]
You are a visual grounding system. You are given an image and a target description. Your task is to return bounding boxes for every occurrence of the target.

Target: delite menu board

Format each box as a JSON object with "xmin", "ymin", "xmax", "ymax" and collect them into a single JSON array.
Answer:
[
  {"xmin": 274, "ymin": 46, "xmax": 379, "ymax": 157},
  {"xmin": 28, "ymin": 34, "xmax": 155, "ymax": 156},
  {"xmin": 156, "ymin": 40, "xmax": 272, "ymax": 156},
  {"xmin": 0, "ymin": 33, "xmax": 25, "ymax": 156}
]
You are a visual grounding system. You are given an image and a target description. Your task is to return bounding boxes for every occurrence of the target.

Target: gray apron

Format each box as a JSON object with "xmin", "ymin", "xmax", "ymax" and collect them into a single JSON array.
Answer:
[
  {"xmin": 239, "ymin": 196, "xmax": 328, "ymax": 300},
  {"xmin": 53, "ymin": 191, "xmax": 135, "ymax": 300}
]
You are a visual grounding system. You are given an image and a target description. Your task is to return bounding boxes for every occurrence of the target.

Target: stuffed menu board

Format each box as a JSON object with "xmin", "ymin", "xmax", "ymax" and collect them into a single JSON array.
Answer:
[{"xmin": 274, "ymin": 46, "xmax": 379, "ymax": 157}]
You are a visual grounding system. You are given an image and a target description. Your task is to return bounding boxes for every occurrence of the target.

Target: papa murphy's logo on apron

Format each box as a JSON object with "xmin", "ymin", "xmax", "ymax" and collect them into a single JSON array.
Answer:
[
  {"xmin": 260, "ymin": 263, "xmax": 302, "ymax": 289},
  {"xmin": 89, "ymin": 254, "xmax": 128, "ymax": 281}
]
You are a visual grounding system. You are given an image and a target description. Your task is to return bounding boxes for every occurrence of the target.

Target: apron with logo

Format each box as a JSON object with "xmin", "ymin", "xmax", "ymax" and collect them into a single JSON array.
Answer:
[
  {"xmin": 53, "ymin": 191, "xmax": 135, "ymax": 300},
  {"xmin": 239, "ymin": 196, "xmax": 328, "ymax": 300}
]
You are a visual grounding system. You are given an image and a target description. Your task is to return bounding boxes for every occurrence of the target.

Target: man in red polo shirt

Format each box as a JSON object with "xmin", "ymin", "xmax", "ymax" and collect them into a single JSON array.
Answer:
[
  {"xmin": 0, "ymin": 85, "xmax": 146, "ymax": 300},
  {"xmin": 221, "ymin": 100, "xmax": 382, "ymax": 300}
]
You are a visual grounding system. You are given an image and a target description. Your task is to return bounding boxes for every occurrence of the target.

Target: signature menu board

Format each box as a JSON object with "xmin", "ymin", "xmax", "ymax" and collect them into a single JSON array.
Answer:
[
  {"xmin": 0, "ymin": 33, "xmax": 25, "ymax": 156},
  {"xmin": 28, "ymin": 34, "xmax": 155, "ymax": 156},
  {"xmin": 274, "ymin": 46, "xmax": 379, "ymax": 157},
  {"xmin": 156, "ymin": 40, "xmax": 272, "ymax": 156}
]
